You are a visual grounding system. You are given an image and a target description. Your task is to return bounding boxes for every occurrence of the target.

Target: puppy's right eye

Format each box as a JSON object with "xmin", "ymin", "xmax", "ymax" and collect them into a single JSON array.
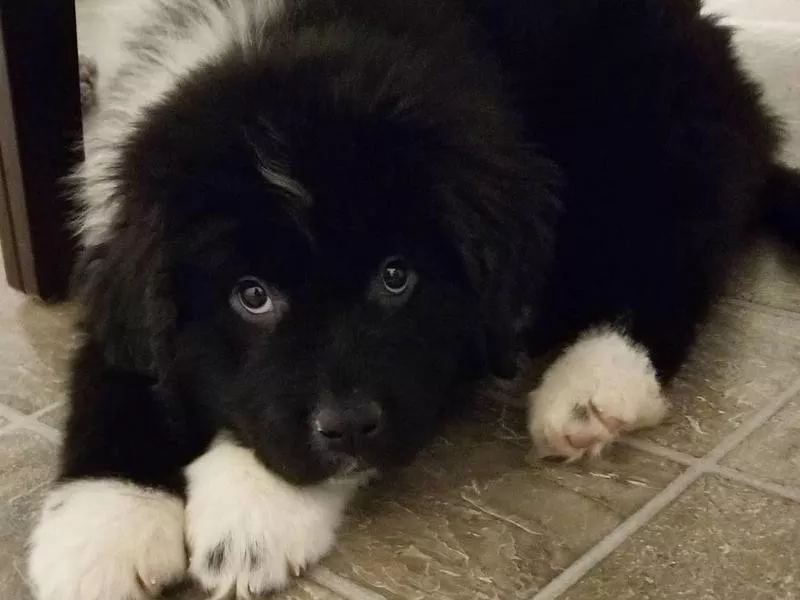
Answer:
[
  {"xmin": 236, "ymin": 278, "xmax": 272, "ymax": 313},
  {"xmin": 231, "ymin": 277, "xmax": 284, "ymax": 325}
]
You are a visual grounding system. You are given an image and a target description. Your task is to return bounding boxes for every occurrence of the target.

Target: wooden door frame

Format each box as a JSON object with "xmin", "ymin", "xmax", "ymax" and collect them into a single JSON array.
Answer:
[{"xmin": 0, "ymin": 0, "xmax": 83, "ymax": 301}]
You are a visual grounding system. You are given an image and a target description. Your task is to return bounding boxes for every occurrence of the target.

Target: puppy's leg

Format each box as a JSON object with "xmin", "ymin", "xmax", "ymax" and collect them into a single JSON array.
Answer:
[
  {"xmin": 185, "ymin": 434, "xmax": 360, "ymax": 599},
  {"xmin": 528, "ymin": 327, "xmax": 668, "ymax": 460},
  {"xmin": 28, "ymin": 342, "xmax": 197, "ymax": 600}
]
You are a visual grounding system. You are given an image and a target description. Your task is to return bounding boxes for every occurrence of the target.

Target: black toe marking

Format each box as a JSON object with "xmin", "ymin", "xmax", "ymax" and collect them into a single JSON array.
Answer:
[
  {"xmin": 160, "ymin": 577, "xmax": 191, "ymax": 596},
  {"xmin": 205, "ymin": 538, "xmax": 230, "ymax": 573},
  {"xmin": 572, "ymin": 403, "xmax": 591, "ymax": 422},
  {"xmin": 542, "ymin": 455, "xmax": 569, "ymax": 464},
  {"xmin": 248, "ymin": 542, "xmax": 263, "ymax": 569}
]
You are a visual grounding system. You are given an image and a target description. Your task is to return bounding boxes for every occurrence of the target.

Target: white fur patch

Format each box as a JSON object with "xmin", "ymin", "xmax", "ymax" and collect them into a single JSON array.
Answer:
[
  {"xmin": 74, "ymin": 0, "xmax": 285, "ymax": 248},
  {"xmin": 528, "ymin": 328, "xmax": 668, "ymax": 460},
  {"xmin": 185, "ymin": 434, "xmax": 360, "ymax": 599},
  {"xmin": 27, "ymin": 479, "xmax": 186, "ymax": 600}
]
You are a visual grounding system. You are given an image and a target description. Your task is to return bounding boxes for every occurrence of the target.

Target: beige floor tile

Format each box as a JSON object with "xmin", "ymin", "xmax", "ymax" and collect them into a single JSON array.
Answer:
[
  {"xmin": 0, "ymin": 430, "xmax": 58, "ymax": 502},
  {"xmin": 323, "ymin": 401, "xmax": 683, "ymax": 600},
  {"xmin": 0, "ymin": 282, "xmax": 77, "ymax": 414},
  {"xmin": 562, "ymin": 475, "xmax": 800, "ymax": 600},
  {"xmin": 723, "ymin": 394, "xmax": 800, "ymax": 488},
  {"xmin": 0, "ymin": 431, "xmax": 58, "ymax": 600},
  {"xmin": 640, "ymin": 302, "xmax": 800, "ymax": 456}
]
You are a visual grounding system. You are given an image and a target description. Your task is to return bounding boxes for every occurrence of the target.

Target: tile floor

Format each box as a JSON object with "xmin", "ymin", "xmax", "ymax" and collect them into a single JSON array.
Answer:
[{"xmin": 2, "ymin": 1, "xmax": 800, "ymax": 599}]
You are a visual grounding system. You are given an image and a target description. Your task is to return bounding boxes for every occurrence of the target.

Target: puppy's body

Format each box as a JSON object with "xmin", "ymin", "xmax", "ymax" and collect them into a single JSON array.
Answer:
[{"xmin": 29, "ymin": 1, "xmax": 799, "ymax": 598}]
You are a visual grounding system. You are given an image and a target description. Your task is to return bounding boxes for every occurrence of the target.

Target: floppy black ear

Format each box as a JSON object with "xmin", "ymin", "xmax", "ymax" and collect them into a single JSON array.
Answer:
[
  {"xmin": 439, "ymin": 152, "xmax": 558, "ymax": 382},
  {"xmin": 469, "ymin": 270, "xmax": 534, "ymax": 381},
  {"xmin": 72, "ymin": 208, "xmax": 174, "ymax": 378},
  {"xmin": 476, "ymin": 311, "xmax": 519, "ymax": 380}
]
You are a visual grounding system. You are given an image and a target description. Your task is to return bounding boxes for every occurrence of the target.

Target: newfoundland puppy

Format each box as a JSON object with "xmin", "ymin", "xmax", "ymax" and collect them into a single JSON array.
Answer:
[{"xmin": 28, "ymin": 0, "xmax": 800, "ymax": 598}]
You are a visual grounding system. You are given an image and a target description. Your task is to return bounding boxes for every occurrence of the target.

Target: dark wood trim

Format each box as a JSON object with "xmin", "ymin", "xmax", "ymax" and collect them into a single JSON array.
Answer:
[
  {"xmin": 0, "ymin": 1, "xmax": 83, "ymax": 301},
  {"xmin": 0, "ymin": 25, "xmax": 28, "ymax": 293}
]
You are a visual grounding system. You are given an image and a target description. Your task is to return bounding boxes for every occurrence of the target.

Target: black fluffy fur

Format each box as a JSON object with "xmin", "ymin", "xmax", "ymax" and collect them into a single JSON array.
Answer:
[{"xmin": 62, "ymin": 0, "xmax": 799, "ymax": 493}]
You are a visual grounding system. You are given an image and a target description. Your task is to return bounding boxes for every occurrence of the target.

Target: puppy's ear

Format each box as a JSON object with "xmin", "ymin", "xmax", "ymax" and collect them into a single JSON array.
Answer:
[
  {"xmin": 476, "ymin": 309, "xmax": 519, "ymax": 380},
  {"xmin": 470, "ymin": 276, "xmax": 533, "ymax": 381},
  {"xmin": 440, "ymin": 154, "xmax": 558, "ymax": 382},
  {"xmin": 72, "ymin": 209, "xmax": 174, "ymax": 378}
]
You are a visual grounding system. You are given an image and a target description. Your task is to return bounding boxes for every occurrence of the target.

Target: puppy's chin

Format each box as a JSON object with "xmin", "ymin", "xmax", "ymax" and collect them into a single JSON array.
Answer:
[
  {"xmin": 250, "ymin": 441, "xmax": 416, "ymax": 487},
  {"xmin": 242, "ymin": 443, "xmax": 366, "ymax": 486},
  {"xmin": 332, "ymin": 458, "xmax": 380, "ymax": 485},
  {"xmin": 306, "ymin": 451, "xmax": 396, "ymax": 483}
]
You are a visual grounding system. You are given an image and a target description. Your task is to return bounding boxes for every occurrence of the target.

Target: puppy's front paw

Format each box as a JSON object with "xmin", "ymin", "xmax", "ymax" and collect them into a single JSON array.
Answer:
[
  {"xmin": 528, "ymin": 328, "xmax": 668, "ymax": 461},
  {"xmin": 28, "ymin": 480, "xmax": 186, "ymax": 600},
  {"xmin": 185, "ymin": 436, "xmax": 357, "ymax": 599}
]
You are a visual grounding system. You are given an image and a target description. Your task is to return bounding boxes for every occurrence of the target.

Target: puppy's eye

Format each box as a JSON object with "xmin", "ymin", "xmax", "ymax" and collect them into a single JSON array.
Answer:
[
  {"xmin": 370, "ymin": 256, "xmax": 417, "ymax": 306},
  {"xmin": 231, "ymin": 277, "xmax": 283, "ymax": 324},
  {"xmin": 237, "ymin": 279, "xmax": 272, "ymax": 313},
  {"xmin": 382, "ymin": 257, "xmax": 412, "ymax": 294}
]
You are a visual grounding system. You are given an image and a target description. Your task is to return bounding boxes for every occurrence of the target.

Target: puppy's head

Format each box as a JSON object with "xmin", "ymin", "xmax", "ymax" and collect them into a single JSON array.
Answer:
[{"xmin": 76, "ymin": 36, "xmax": 556, "ymax": 484}]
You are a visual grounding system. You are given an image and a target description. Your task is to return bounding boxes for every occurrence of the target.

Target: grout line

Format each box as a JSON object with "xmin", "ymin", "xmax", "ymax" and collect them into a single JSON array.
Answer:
[
  {"xmin": 0, "ymin": 419, "xmax": 61, "ymax": 444},
  {"xmin": 698, "ymin": 375, "xmax": 800, "ymax": 463},
  {"xmin": 20, "ymin": 421, "xmax": 62, "ymax": 444},
  {"xmin": 0, "ymin": 402, "xmax": 29, "ymax": 422},
  {"xmin": 619, "ymin": 437, "xmax": 698, "ymax": 466},
  {"xmin": 720, "ymin": 297, "xmax": 800, "ymax": 322},
  {"xmin": 531, "ymin": 463, "xmax": 705, "ymax": 599},
  {"xmin": 531, "ymin": 375, "xmax": 800, "ymax": 600},
  {"xmin": 707, "ymin": 465, "xmax": 800, "ymax": 503},
  {"xmin": 31, "ymin": 400, "xmax": 66, "ymax": 419},
  {"xmin": 0, "ymin": 402, "xmax": 62, "ymax": 444},
  {"xmin": 309, "ymin": 567, "xmax": 387, "ymax": 600}
]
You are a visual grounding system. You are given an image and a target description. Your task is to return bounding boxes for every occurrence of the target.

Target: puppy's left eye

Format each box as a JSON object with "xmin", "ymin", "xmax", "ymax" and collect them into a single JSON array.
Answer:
[
  {"xmin": 382, "ymin": 257, "xmax": 413, "ymax": 294},
  {"xmin": 231, "ymin": 277, "xmax": 284, "ymax": 325},
  {"xmin": 371, "ymin": 256, "xmax": 417, "ymax": 305}
]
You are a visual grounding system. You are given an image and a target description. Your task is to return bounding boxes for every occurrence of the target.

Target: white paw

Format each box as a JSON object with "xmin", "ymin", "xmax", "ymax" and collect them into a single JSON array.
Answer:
[
  {"xmin": 185, "ymin": 435, "xmax": 359, "ymax": 599},
  {"xmin": 27, "ymin": 479, "xmax": 186, "ymax": 600},
  {"xmin": 528, "ymin": 328, "xmax": 668, "ymax": 461}
]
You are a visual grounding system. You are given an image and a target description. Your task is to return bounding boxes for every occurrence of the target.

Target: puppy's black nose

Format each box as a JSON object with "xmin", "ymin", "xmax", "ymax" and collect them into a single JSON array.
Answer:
[{"xmin": 312, "ymin": 401, "xmax": 384, "ymax": 454}]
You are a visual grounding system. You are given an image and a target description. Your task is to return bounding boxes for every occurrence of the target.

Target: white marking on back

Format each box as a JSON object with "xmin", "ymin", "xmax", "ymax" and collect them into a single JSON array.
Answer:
[{"xmin": 74, "ymin": 0, "xmax": 286, "ymax": 248}]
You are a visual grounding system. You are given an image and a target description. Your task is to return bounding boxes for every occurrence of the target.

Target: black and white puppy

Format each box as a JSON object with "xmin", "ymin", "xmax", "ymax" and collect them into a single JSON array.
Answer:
[{"xmin": 28, "ymin": 0, "xmax": 800, "ymax": 599}]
